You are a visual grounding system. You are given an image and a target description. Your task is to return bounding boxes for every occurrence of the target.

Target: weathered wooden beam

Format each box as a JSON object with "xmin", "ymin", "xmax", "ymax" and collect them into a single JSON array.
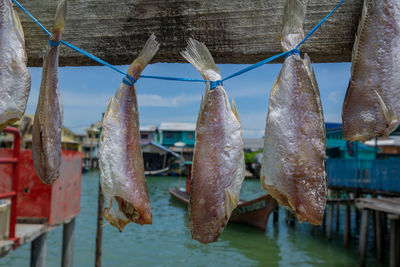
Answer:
[{"xmin": 15, "ymin": 0, "xmax": 363, "ymax": 67}]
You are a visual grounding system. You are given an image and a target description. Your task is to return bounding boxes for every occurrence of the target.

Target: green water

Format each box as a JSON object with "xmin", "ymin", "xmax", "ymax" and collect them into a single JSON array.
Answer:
[{"xmin": 1, "ymin": 171, "xmax": 379, "ymax": 266}]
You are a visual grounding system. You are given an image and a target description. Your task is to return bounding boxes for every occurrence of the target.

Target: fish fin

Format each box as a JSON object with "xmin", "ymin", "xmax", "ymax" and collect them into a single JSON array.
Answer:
[
  {"xmin": 281, "ymin": 0, "xmax": 307, "ymax": 51},
  {"xmin": 351, "ymin": 0, "xmax": 371, "ymax": 76},
  {"xmin": 11, "ymin": 5, "xmax": 24, "ymax": 39},
  {"xmin": 51, "ymin": 0, "xmax": 68, "ymax": 41},
  {"xmin": 181, "ymin": 38, "xmax": 220, "ymax": 79},
  {"xmin": 128, "ymin": 34, "xmax": 160, "ymax": 80},
  {"xmin": 374, "ymin": 90, "xmax": 399, "ymax": 136},
  {"xmin": 224, "ymin": 189, "xmax": 238, "ymax": 217},
  {"xmin": 103, "ymin": 199, "xmax": 130, "ymax": 232},
  {"xmin": 133, "ymin": 34, "xmax": 160, "ymax": 69},
  {"xmin": 231, "ymin": 98, "xmax": 241, "ymax": 123}
]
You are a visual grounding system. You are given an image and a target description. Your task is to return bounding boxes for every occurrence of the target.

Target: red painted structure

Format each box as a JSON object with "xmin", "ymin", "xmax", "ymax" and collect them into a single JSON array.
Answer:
[
  {"xmin": 0, "ymin": 127, "xmax": 82, "ymax": 231},
  {"xmin": 0, "ymin": 127, "xmax": 21, "ymax": 247}
]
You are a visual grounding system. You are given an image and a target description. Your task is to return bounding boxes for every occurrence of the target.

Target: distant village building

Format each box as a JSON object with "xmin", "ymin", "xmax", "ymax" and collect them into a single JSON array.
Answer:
[
  {"xmin": 0, "ymin": 115, "xmax": 81, "ymax": 152},
  {"xmin": 243, "ymin": 138, "xmax": 264, "ymax": 152},
  {"xmin": 81, "ymin": 121, "xmax": 102, "ymax": 169},
  {"xmin": 157, "ymin": 122, "xmax": 196, "ymax": 161},
  {"xmin": 365, "ymin": 136, "xmax": 400, "ymax": 158},
  {"xmin": 140, "ymin": 126, "xmax": 157, "ymax": 145},
  {"xmin": 325, "ymin": 124, "xmax": 376, "ymax": 160}
]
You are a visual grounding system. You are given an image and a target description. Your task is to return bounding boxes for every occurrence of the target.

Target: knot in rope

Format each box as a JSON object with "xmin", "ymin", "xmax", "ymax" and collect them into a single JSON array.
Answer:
[{"xmin": 210, "ymin": 80, "xmax": 223, "ymax": 90}]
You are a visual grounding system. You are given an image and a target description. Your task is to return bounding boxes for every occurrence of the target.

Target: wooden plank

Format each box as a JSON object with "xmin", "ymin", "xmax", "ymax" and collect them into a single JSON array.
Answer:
[
  {"xmin": 14, "ymin": 0, "xmax": 363, "ymax": 67},
  {"xmin": 356, "ymin": 198, "xmax": 400, "ymax": 215},
  {"xmin": 0, "ymin": 224, "xmax": 47, "ymax": 257},
  {"xmin": 359, "ymin": 210, "xmax": 370, "ymax": 267}
]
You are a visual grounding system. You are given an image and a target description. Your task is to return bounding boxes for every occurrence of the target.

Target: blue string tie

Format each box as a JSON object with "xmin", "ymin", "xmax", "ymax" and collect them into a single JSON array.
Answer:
[
  {"xmin": 284, "ymin": 48, "xmax": 301, "ymax": 59},
  {"xmin": 49, "ymin": 40, "xmax": 60, "ymax": 47},
  {"xmin": 210, "ymin": 80, "xmax": 223, "ymax": 90},
  {"xmin": 122, "ymin": 75, "xmax": 136, "ymax": 86}
]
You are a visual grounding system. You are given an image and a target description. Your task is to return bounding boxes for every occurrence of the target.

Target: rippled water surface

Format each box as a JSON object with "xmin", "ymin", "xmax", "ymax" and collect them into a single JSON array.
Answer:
[{"xmin": 1, "ymin": 171, "xmax": 380, "ymax": 266}]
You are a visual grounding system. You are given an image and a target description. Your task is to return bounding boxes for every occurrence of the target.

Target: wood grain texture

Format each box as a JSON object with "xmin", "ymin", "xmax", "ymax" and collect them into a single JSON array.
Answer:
[{"xmin": 15, "ymin": 0, "xmax": 363, "ymax": 67}]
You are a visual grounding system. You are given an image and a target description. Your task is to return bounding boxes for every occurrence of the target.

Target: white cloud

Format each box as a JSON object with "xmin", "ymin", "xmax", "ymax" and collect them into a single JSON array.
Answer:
[
  {"xmin": 138, "ymin": 93, "xmax": 201, "ymax": 107},
  {"xmin": 327, "ymin": 90, "xmax": 343, "ymax": 105}
]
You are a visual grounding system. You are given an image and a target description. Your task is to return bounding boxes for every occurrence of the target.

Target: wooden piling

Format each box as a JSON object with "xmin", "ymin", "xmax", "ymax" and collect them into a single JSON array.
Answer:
[
  {"xmin": 273, "ymin": 209, "xmax": 279, "ymax": 225},
  {"xmin": 389, "ymin": 215, "xmax": 400, "ymax": 267},
  {"xmin": 343, "ymin": 204, "xmax": 351, "ymax": 248},
  {"xmin": 375, "ymin": 211, "xmax": 384, "ymax": 263},
  {"xmin": 327, "ymin": 204, "xmax": 334, "ymax": 242},
  {"xmin": 359, "ymin": 209, "xmax": 370, "ymax": 267},
  {"xmin": 95, "ymin": 182, "xmax": 104, "ymax": 267},
  {"xmin": 62, "ymin": 218, "xmax": 75, "ymax": 267},
  {"xmin": 336, "ymin": 204, "xmax": 340, "ymax": 234},
  {"xmin": 30, "ymin": 233, "xmax": 47, "ymax": 267}
]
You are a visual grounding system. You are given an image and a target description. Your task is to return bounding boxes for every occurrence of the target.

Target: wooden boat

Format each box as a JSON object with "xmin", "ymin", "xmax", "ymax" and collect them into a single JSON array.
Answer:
[{"xmin": 169, "ymin": 187, "xmax": 276, "ymax": 231}]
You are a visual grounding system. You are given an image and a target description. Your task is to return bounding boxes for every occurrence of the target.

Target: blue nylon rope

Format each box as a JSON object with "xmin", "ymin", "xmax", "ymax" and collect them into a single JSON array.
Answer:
[{"xmin": 13, "ymin": 0, "xmax": 346, "ymax": 88}]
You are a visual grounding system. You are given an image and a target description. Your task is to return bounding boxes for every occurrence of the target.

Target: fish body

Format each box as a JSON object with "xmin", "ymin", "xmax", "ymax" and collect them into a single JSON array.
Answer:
[
  {"xmin": 32, "ymin": 0, "xmax": 67, "ymax": 184},
  {"xmin": 182, "ymin": 39, "xmax": 245, "ymax": 244},
  {"xmin": 342, "ymin": 0, "xmax": 400, "ymax": 141},
  {"xmin": 99, "ymin": 35, "xmax": 159, "ymax": 231},
  {"xmin": 0, "ymin": 0, "xmax": 31, "ymax": 130},
  {"xmin": 261, "ymin": 0, "xmax": 327, "ymax": 225}
]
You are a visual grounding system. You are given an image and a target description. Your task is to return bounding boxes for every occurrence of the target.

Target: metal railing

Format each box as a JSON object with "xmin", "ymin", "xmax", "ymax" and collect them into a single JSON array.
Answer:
[{"xmin": 0, "ymin": 127, "xmax": 20, "ymax": 248}]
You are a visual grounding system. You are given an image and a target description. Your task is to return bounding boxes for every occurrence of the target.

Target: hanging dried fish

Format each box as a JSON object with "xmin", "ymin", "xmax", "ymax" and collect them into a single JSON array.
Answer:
[
  {"xmin": 32, "ymin": 0, "xmax": 67, "ymax": 184},
  {"xmin": 99, "ymin": 34, "xmax": 159, "ymax": 231},
  {"xmin": 182, "ymin": 38, "xmax": 245, "ymax": 244},
  {"xmin": 0, "ymin": 0, "xmax": 31, "ymax": 130},
  {"xmin": 342, "ymin": 0, "xmax": 400, "ymax": 141},
  {"xmin": 260, "ymin": 0, "xmax": 327, "ymax": 225}
]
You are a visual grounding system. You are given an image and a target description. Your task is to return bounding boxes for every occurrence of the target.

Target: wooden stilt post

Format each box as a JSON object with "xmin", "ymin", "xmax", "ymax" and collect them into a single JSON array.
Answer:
[
  {"xmin": 327, "ymin": 204, "xmax": 333, "ymax": 242},
  {"xmin": 62, "ymin": 218, "xmax": 75, "ymax": 267},
  {"xmin": 343, "ymin": 204, "xmax": 351, "ymax": 248},
  {"xmin": 273, "ymin": 209, "xmax": 279, "ymax": 225},
  {"xmin": 375, "ymin": 211, "xmax": 384, "ymax": 264},
  {"xmin": 389, "ymin": 215, "xmax": 400, "ymax": 267},
  {"xmin": 31, "ymin": 233, "xmax": 47, "ymax": 267},
  {"xmin": 359, "ymin": 209, "xmax": 370, "ymax": 267},
  {"xmin": 95, "ymin": 182, "xmax": 104, "ymax": 267},
  {"xmin": 336, "ymin": 204, "xmax": 340, "ymax": 234}
]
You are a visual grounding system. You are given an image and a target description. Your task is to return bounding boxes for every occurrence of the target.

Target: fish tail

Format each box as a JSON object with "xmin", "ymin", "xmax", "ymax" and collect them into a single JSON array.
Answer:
[
  {"xmin": 128, "ymin": 34, "xmax": 160, "ymax": 80},
  {"xmin": 374, "ymin": 90, "xmax": 399, "ymax": 136},
  {"xmin": 181, "ymin": 38, "xmax": 220, "ymax": 79},
  {"xmin": 51, "ymin": 0, "xmax": 68, "ymax": 42},
  {"xmin": 281, "ymin": 0, "xmax": 307, "ymax": 51}
]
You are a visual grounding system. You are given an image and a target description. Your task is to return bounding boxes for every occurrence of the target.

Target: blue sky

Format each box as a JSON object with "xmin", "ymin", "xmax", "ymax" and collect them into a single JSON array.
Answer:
[{"xmin": 25, "ymin": 61, "xmax": 351, "ymax": 138}]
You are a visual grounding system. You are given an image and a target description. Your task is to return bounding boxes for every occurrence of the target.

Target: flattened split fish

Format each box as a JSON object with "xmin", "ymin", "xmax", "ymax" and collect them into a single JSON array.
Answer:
[
  {"xmin": 0, "ymin": 0, "xmax": 31, "ymax": 130},
  {"xmin": 342, "ymin": 0, "xmax": 400, "ymax": 142},
  {"xmin": 32, "ymin": 0, "xmax": 67, "ymax": 184},
  {"xmin": 99, "ymin": 35, "xmax": 159, "ymax": 231},
  {"xmin": 260, "ymin": 0, "xmax": 327, "ymax": 225},
  {"xmin": 181, "ymin": 39, "xmax": 245, "ymax": 244}
]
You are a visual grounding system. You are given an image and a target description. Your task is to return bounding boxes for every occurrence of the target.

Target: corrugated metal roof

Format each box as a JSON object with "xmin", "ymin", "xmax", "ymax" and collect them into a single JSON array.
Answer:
[
  {"xmin": 159, "ymin": 122, "xmax": 196, "ymax": 131},
  {"xmin": 140, "ymin": 125, "xmax": 157, "ymax": 132}
]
